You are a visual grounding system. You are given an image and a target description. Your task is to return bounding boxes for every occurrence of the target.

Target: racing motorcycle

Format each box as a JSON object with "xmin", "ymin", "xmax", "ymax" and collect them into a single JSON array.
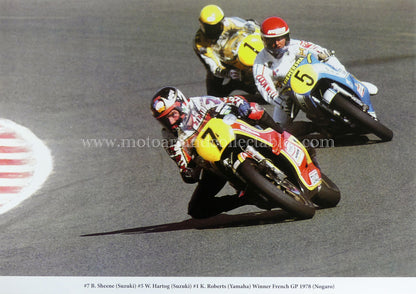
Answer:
[
  {"xmin": 218, "ymin": 29, "xmax": 264, "ymax": 90},
  {"xmin": 193, "ymin": 110, "xmax": 340, "ymax": 220},
  {"xmin": 222, "ymin": 29, "xmax": 264, "ymax": 73},
  {"xmin": 284, "ymin": 53, "xmax": 393, "ymax": 141}
]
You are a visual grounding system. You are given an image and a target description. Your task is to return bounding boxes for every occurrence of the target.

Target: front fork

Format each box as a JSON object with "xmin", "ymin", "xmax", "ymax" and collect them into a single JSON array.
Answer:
[
  {"xmin": 326, "ymin": 83, "xmax": 375, "ymax": 113},
  {"xmin": 242, "ymin": 146, "xmax": 308, "ymax": 201},
  {"xmin": 244, "ymin": 145, "xmax": 286, "ymax": 184}
]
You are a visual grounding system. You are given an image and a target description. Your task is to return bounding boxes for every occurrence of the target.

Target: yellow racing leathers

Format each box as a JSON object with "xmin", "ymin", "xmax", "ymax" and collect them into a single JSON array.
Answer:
[{"xmin": 193, "ymin": 16, "xmax": 261, "ymax": 97}]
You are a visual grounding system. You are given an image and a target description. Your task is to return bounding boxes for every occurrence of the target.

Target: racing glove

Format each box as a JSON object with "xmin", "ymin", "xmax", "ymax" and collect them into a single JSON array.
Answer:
[
  {"xmin": 180, "ymin": 166, "xmax": 202, "ymax": 184},
  {"xmin": 244, "ymin": 21, "xmax": 256, "ymax": 34},
  {"xmin": 318, "ymin": 49, "xmax": 335, "ymax": 61},
  {"xmin": 238, "ymin": 101, "xmax": 266, "ymax": 121},
  {"xmin": 237, "ymin": 101, "xmax": 251, "ymax": 117}
]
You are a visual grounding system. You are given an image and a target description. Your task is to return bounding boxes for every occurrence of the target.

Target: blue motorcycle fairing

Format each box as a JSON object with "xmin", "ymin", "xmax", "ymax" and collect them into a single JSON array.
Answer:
[{"xmin": 295, "ymin": 55, "xmax": 375, "ymax": 112}]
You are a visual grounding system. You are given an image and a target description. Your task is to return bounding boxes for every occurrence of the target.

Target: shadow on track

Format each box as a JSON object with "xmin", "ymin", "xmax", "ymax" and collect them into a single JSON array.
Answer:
[
  {"xmin": 287, "ymin": 121, "xmax": 390, "ymax": 147},
  {"xmin": 81, "ymin": 209, "xmax": 295, "ymax": 237},
  {"xmin": 302, "ymin": 133, "xmax": 377, "ymax": 147}
]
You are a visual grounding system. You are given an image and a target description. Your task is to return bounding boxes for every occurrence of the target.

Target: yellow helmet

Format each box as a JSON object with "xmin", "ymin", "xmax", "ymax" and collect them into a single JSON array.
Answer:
[
  {"xmin": 199, "ymin": 5, "xmax": 224, "ymax": 25},
  {"xmin": 199, "ymin": 5, "xmax": 225, "ymax": 39}
]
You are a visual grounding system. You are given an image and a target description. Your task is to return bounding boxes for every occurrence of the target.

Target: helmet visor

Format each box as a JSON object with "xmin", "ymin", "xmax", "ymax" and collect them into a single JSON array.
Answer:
[
  {"xmin": 262, "ymin": 35, "xmax": 290, "ymax": 57},
  {"xmin": 262, "ymin": 36, "xmax": 277, "ymax": 52},
  {"xmin": 200, "ymin": 21, "xmax": 224, "ymax": 39},
  {"xmin": 158, "ymin": 109, "xmax": 183, "ymax": 131}
]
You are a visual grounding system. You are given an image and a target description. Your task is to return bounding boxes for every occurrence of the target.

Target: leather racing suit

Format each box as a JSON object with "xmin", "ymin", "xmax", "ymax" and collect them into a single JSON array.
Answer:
[{"xmin": 194, "ymin": 17, "xmax": 260, "ymax": 97}]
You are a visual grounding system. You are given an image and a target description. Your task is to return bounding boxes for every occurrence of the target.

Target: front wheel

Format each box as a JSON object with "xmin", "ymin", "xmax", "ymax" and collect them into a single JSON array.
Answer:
[
  {"xmin": 238, "ymin": 159, "xmax": 315, "ymax": 219},
  {"xmin": 331, "ymin": 93, "xmax": 393, "ymax": 141},
  {"xmin": 311, "ymin": 173, "xmax": 341, "ymax": 208}
]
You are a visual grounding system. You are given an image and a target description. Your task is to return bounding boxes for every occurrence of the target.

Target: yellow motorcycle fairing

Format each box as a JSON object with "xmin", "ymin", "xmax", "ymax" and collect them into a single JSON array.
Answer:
[
  {"xmin": 194, "ymin": 117, "xmax": 275, "ymax": 162},
  {"xmin": 222, "ymin": 31, "xmax": 264, "ymax": 70},
  {"xmin": 194, "ymin": 118, "xmax": 235, "ymax": 162},
  {"xmin": 237, "ymin": 34, "xmax": 264, "ymax": 68},
  {"xmin": 284, "ymin": 54, "xmax": 318, "ymax": 95},
  {"xmin": 290, "ymin": 64, "xmax": 318, "ymax": 94}
]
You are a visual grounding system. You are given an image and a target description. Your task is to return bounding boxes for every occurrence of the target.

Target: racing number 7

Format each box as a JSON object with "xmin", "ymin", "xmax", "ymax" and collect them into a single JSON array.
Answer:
[
  {"xmin": 294, "ymin": 70, "xmax": 314, "ymax": 86},
  {"xmin": 201, "ymin": 128, "xmax": 222, "ymax": 151}
]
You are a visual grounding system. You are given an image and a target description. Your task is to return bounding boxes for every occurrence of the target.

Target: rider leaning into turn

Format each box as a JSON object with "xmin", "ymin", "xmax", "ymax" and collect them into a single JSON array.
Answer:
[
  {"xmin": 253, "ymin": 16, "xmax": 378, "ymax": 131},
  {"xmin": 193, "ymin": 4, "xmax": 260, "ymax": 97},
  {"xmin": 150, "ymin": 87, "xmax": 283, "ymax": 219}
]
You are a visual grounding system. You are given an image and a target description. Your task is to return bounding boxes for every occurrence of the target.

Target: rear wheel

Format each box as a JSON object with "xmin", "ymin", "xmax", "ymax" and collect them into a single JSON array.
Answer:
[
  {"xmin": 331, "ymin": 94, "xmax": 393, "ymax": 141},
  {"xmin": 238, "ymin": 159, "xmax": 315, "ymax": 219}
]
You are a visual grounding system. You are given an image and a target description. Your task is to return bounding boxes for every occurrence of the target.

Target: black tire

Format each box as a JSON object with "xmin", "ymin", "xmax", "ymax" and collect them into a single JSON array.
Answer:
[
  {"xmin": 311, "ymin": 173, "xmax": 341, "ymax": 208},
  {"xmin": 331, "ymin": 93, "xmax": 393, "ymax": 141},
  {"xmin": 238, "ymin": 159, "xmax": 315, "ymax": 219}
]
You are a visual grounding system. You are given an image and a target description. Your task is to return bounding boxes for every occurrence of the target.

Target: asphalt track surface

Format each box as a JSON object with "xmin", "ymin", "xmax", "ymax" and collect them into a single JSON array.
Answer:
[{"xmin": 0, "ymin": 0, "xmax": 415, "ymax": 278}]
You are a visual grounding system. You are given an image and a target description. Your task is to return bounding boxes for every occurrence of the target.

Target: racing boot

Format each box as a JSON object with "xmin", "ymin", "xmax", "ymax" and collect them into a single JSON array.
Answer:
[{"xmin": 238, "ymin": 188, "xmax": 275, "ymax": 210}]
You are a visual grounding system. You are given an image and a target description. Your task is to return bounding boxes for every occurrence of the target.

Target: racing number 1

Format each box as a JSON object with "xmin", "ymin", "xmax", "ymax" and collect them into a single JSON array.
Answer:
[
  {"xmin": 201, "ymin": 128, "xmax": 222, "ymax": 151},
  {"xmin": 243, "ymin": 42, "xmax": 260, "ymax": 54},
  {"xmin": 294, "ymin": 70, "xmax": 314, "ymax": 86}
]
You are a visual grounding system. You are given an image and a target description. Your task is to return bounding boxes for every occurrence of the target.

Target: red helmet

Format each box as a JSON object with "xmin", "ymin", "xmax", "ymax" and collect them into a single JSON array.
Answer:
[
  {"xmin": 260, "ymin": 17, "xmax": 290, "ymax": 57},
  {"xmin": 260, "ymin": 16, "xmax": 290, "ymax": 38},
  {"xmin": 150, "ymin": 87, "xmax": 188, "ymax": 130}
]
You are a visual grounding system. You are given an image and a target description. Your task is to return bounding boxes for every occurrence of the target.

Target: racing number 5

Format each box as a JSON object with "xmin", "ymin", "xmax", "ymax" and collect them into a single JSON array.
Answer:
[
  {"xmin": 201, "ymin": 128, "xmax": 222, "ymax": 151},
  {"xmin": 294, "ymin": 70, "xmax": 314, "ymax": 86}
]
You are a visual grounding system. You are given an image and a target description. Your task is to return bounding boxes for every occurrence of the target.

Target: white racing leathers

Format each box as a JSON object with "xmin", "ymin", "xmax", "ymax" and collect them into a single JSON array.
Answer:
[{"xmin": 253, "ymin": 39, "xmax": 346, "ymax": 127}]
